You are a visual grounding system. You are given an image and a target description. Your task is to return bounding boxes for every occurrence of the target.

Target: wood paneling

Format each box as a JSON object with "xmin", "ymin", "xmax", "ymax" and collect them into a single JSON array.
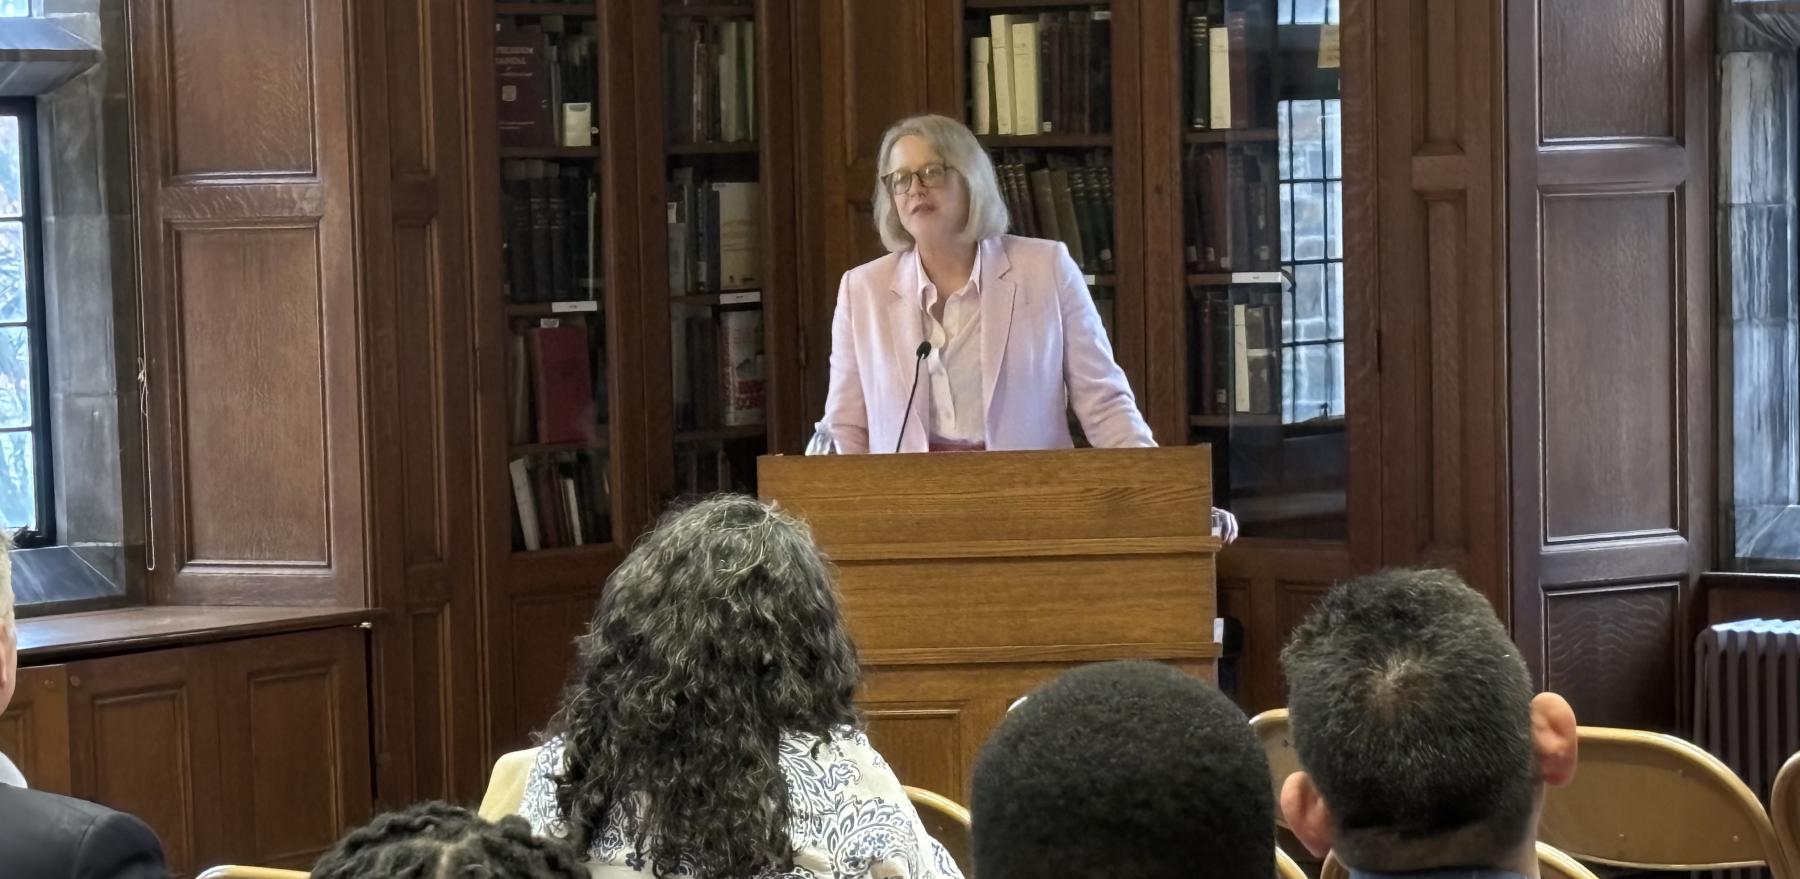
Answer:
[
  {"xmin": 214, "ymin": 628, "xmax": 371, "ymax": 870},
  {"xmin": 1543, "ymin": 583, "xmax": 1681, "ymax": 730},
  {"xmin": 862, "ymin": 706, "xmax": 966, "ymax": 801},
  {"xmin": 67, "ymin": 646, "xmax": 221, "ymax": 879},
  {"xmin": 0, "ymin": 664, "xmax": 71, "ymax": 794},
  {"xmin": 63, "ymin": 627, "xmax": 371, "ymax": 878},
  {"xmin": 1540, "ymin": 192, "xmax": 1680, "ymax": 542},
  {"xmin": 176, "ymin": 226, "xmax": 330, "ymax": 564},
  {"xmin": 505, "ymin": 592, "xmax": 596, "ymax": 747},
  {"xmin": 1216, "ymin": 541, "xmax": 1348, "ymax": 713},
  {"xmin": 357, "ymin": 0, "xmax": 488, "ymax": 809},
  {"xmin": 1508, "ymin": 0, "xmax": 1712, "ymax": 729},
  {"xmin": 166, "ymin": 0, "xmax": 317, "ymax": 176},
  {"xmin": 133, "ymin": 0, "xmax": 365, "ymax": 606},
  {"xmin": 1539, "ymin": 0, "xmax": 1673, "ymax": 141}
]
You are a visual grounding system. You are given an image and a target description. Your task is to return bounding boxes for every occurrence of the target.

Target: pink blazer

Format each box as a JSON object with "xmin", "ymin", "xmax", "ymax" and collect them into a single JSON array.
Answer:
[{"xmin": 821, "ymin": 234, "xmax": 1155, "ymax": 454}]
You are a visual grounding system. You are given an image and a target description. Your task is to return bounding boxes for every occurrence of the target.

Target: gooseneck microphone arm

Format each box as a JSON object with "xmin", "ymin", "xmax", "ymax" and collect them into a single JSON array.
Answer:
[{"xmin": 895, "ymin": 340, "xmax": 932, "ymax": 453}]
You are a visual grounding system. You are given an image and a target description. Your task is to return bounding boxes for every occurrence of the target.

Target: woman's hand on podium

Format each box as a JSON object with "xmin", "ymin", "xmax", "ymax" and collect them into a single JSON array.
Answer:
[{"xmin": 1211, "ymin": 507, "xmax": 1239, "ymax": 545}]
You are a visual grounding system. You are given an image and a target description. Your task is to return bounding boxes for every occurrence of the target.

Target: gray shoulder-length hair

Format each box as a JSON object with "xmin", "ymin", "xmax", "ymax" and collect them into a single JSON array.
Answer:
[{"xmin": 872, "ymin": 114, "xmax": 1010, "ymax": 253}]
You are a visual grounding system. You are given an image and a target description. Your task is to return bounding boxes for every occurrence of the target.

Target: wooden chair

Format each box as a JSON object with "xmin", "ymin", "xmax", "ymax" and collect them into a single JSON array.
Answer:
[
  {"xmin": 477, "ymin": 746, "xmax": 542, "ymax": 821},
  {"xmin": 1321, "ymin": 843, "xmax": 1600, "ymax": 879},
  {"xmin": 904, "ymin": 785, "xmax": 971, "ymax": 877},
  {"xmin": 1775, "ymin": 750, "xmax": 1800, "ymax": 879},
  {"xmin": 1540, "ymin": 727, "xmax": 1792, "ymax": 879},
  {"xmin": 196, "ymin": 868, "xmax": 308, "ymax": 879},
  {"xmin": 1248, "ymin": 708, "xmax": 1300, "ymax": 824}
]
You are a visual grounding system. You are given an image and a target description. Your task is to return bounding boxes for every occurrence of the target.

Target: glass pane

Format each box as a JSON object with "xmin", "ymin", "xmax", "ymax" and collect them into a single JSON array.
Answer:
[
  {"xmin": 0, "ymin": 222, "xmax": 25, "ymax": 323},
  {"xmin": 509, "ymin": 448, "xmax": 612, "ymax": 551},
  {"xmin": 0, "ymin": 116, "xmax": 20, "ymax": 218},
  {"xmin": 0, "ymin": 1, "xmax": 25, "ymax": 19},
  {"xmin": 0, "ymin": 325, "xmax": 31, "ymax": 429},
  {"xmin": 0, "ymin": 430, "xmax": 34, "ymax": 531},
  {"xmin": 1184, "ymin": 4, "xmax": 1349, "ymax": 541}
]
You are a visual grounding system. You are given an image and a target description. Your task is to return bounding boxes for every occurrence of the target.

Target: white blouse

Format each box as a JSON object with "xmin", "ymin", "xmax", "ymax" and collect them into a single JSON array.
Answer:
[
  {"xmin": 519, "ymin": 728, "xmax": 963, "ymax": 879},
  {"xmin": 913, "ymin": 249, "xmax": 985, "ymax": 448}
]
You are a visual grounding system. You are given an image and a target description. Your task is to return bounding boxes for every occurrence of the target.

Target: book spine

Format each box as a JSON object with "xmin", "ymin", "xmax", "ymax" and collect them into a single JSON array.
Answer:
[
  {"xmin": 720, "ymin": 309, "xmax": 765, "ymax": 426},
  {"xmin": 1208, "ymin": 14, "xmax": 1231, "ymax": 130},
  {"xmin": 1039, "ymin": 14, "xmax": 1060, "ymax": 135},
  {"xmin": 1028, "ymin": 168, "xmax": 1061, "ymax": 243},
  {"xmin": 1091, "ymin": 11, "xmax": 1111, "ymax": 134},
  {"xmin": 719, "ymin": 18, "xmax": 741, "ymax": 142},
  {"xmin": 527, "ymin": 162, "xmax": 555, "ymax": 302},
  {"xmin": 1050, "ymin": 168, "xmax": 1086, "ymax": 269},
  {"xmin": 1011, "ymin": 22, "xmax": 1040, "ymax": 135},
  {"xmin": 1188, "ymin": 3, "xmax": 1210, "ymax": 129},
  {"xmin": 715, "ymin": 181, "xmax": 760, "ymax": 289},
  {"xmin": 509, "ymin": 458, "xmax": 542, "ymax": 552},
  {"xmin": 1227, "ymin": 4, "xmax": 1251, "ymax": 130},
  {"xmin": 495, "ymin": 26, "xmax": 552, "ymax": 147},
  {"xmin": 742, "ymin": 21, "xmax": 756, "ymax": 138},
  {"xmin": 1097, "ymin": 164, "xmax": 1117, "ymax": 272},
  {"xmin": 989, "ymin": 16, "xmax": 1016, "ymax": 135},
  {"xmin": 970, "ymin": 37, "xmax": 993, "ymax": 135},
  {"xmin": 502, "ymin": 161, "xmax": 534, "ymax": 301},
  {"xmin": 548, "ymin": 169, "xmax": 571, "ymax": 300}
]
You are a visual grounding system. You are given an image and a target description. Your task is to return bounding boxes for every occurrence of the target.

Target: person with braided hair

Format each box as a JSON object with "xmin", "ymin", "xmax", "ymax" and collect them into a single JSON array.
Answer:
[
  {"xmin": 310, "ymin": 801, "xmax": 586, "ymax": 879},
  {"xmin": 516, "ymin": 495, "xmax": 960, "ymax": 879}
]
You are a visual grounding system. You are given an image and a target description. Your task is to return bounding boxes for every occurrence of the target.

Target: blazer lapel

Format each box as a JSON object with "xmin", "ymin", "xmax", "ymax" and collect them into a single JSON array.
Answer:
[{"xmin": 979, "ymin": 236, "xmax": 1017, "ymax": 425}]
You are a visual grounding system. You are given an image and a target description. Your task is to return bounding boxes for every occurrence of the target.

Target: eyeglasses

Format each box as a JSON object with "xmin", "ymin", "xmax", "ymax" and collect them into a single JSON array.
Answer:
[{"xmin": 884, "ymin": 162, "xmax": 952, "ymax": 195}]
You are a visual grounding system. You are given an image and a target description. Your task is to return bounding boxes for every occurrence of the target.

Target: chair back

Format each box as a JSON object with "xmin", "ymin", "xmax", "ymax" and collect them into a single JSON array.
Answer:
[
  {"xmin": 1321, "ymin": 843, "xmax": 1600, "ymax": 879},
  {"xmin": 1274, "ymin": 846, "xmax": 1306, "ymax": 879},
  {"xmin": 904, "ymin": 785, "xmax": 971, "ymax": 877},
  {"xmin": 1775, "ymin": 750, "xmax": 1800, "ymax": 879},
  {"xmin": 1540, "ymin": 727, "xmax": 1790, "ymax": 878},
  {"xmin": 478, "ymin": 746, "xmax": 543, "ymax": 821},
  {"xmin": 196, "ymin": 868, "xmax": 309, "ymax": 879},
  {"xmin": 1249, "ymin": 708, "xmax": 1301, "ymax": 826}
]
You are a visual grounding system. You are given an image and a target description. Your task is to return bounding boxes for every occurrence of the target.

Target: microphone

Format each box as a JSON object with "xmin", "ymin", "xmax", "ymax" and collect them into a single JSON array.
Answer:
[{"xmin": 895, "ymin": 340, "xmax": 932, "ymax": 453}]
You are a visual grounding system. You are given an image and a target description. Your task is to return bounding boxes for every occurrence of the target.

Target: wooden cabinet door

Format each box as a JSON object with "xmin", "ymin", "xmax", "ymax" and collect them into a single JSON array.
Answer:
[
  {"xmin": 0, "ymin": 664, "xmax": 71, "ymax": 794},
  {"xmin": 67, "ymin": 645, "xmax": 224, "ymax": 879},
  {"xmin": 213, "ymin": 628, "xmax": 372, "ymax": 871},
  {"xmin": 64, "ymin": 628, "xmax": 373, "ymax": 877}
]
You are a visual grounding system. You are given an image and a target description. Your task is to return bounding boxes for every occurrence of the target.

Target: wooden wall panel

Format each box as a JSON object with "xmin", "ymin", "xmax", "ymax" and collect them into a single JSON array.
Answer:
[
  {"xmin": 1370, "ymin": 0, "xmax": 1507, "ymax": 606},
  {"xmin": 357, "ymin": 0, "xmax": 487, "ymax": 808},
  {"xmin": 176, "ymin": 226, "xmax": 330, "ymax": 564},
  {"xmin": 0, "ymin": 664, "xmax": 71, "ymax": 794},
  {"xmin": 165, "ymin": 0, "xmax": 317, "ymax": 176},
  {"xmin": 1539, "ymin": 0, "xmax": 1673, "ymax": 141},
  {"xmin": 1543, "ymin": 583, "xmax": 1681, "ymax": 731},
  {"xmin": 214, "ymin": 628, "xmax": 372, "ymax": 870},
  {"xmin": 67, "ymin": 647, "xmax": 221, "ymax": 879},
  {"xmin": 862, "ymin": 706, "xmax": 966, "ymax": 800},
  {"xmin": 133, "ymin": 0, "xmax": 365, "ymax": 606},
  {"xmin": 1507, "ymin": 0, "xmax": 1712, "ymax": 729},
  {"xmin": 1540, "ymin": 192, "xmax": 1680, "ymax": 542},
  {"xmin": 506, "ymin": 592, "xmax": 596, "ymax": 745}
]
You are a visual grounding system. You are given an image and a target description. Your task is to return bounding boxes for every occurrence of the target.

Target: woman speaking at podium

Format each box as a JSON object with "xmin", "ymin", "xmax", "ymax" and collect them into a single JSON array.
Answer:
[{"xmin": 815, "ymin": 114, "xmax": 1238, "ymax": 542}]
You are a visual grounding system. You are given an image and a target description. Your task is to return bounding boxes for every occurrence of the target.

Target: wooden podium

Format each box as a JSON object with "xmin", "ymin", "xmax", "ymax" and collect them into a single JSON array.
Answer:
[{"xmin": 759, "ymin": 446, "xmax": 1220, "ymax": 803}]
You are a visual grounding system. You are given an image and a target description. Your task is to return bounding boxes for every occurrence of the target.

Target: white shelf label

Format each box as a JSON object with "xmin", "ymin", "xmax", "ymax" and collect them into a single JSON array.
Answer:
[
  {"xmin": 550, "ymin": 300, "xmax": 600, "ymax": 313},
  {"xmin": 718, "ymin": 290, "xmax": 761, "ymax": 306}
]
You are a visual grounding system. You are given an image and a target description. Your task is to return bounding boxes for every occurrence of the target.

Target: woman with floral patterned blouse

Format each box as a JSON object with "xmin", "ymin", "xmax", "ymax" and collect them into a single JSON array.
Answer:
[{"xmin": 518, "ymin": 495, "xmax": 961, "ymax": 879}]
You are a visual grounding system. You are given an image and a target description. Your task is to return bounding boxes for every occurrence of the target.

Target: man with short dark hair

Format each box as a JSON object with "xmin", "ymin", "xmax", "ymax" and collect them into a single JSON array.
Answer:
[
  {"xmin": 970, "ymin": 661, "xmax": 1274, "ymax": 879},
  {"xmin": 1279, "ymin": 569, "xmax": 1579, "ymax": 878},
  {"xmin": 0, "ymin": 536, "xmax": 172, "ymax": 879}
]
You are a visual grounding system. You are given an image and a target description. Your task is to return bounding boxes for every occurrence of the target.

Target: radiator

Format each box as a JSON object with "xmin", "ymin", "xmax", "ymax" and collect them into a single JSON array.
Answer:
[{"xmin": 1693, "ymin": 618, "xmax": 1800, "ymax": 867}]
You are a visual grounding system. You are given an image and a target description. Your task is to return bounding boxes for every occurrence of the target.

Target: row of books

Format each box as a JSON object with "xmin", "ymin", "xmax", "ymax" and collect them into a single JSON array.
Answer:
[
  {"xmin": 673, "ymin": 306, "xmax": 765, "ymax": 431},
  {"xmin": 507, "ymin": 322, "xmax": 607, "ymax": 446},
  {"xmin": 1189, "ymin": 289, "xmax": 1280, "ymax": 416},
  {"xmin": 1182, "ymin": 142, "xmax": 1280, "ymax": 274},
  {"xmin": 969, "ymin": 10, "xmax": 1112, "ymax": 136},
  {"xmin": 509, "ymin": 451, "xmax": 612, "ymax": 551},
  {"xmin": 496, "ymin": 20, "xmax": 600, "ymax": 148},
  {"xmin": 1184, "ymin": 0, "xmax": 1277, "ymax": 131},
  {"xmin": 994, "ymin": 152, "xmax": 1114, "ymax": 274},
  {"xmin": 663, "ymin": 17, "xmax": 757, "ymax": 145},
  {"xmin": 674, "ymin": 441, "xmax": 759, "ymax": 499},
  {"xmin": 668, "ymin": 172, "xmax": 759, "ymax": 294},
  {"xmin": 502, "ymin": 160, "xmax": 599, "ymax": 303}
]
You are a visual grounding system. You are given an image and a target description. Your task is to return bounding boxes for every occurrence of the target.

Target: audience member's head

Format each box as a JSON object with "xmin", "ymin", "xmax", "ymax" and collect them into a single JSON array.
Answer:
[
  {"xmin": 310, "ymin": 801, "xmax": 585, "ymax": 879},
  {"xmin": 1, "ymin": 532, "xmax": 15, "ymax": 716},
  {"xmin": 550, "ymin": 495, "xmax": 860, "ymax": 878},
  {"xmin": 1279, "ymin": 569, "xmax": 1578, "ymax": 874},
  {"xmin": 970, "ymin": 661, "xmax": 1275, "ymax": 879}
]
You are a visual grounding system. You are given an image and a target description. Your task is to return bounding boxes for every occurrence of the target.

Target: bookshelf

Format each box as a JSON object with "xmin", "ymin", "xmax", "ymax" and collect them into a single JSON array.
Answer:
[
  {"xmin": 960, "ymin": 0, "xmax": 1136, "ymax": 399},
  {"xmin": 1173, "ymin": 0, "xmax": 1349, "ymax": 542},
  {"xmin": 633, "ymin": 0, "xmax": 797, "ymax": 507}
]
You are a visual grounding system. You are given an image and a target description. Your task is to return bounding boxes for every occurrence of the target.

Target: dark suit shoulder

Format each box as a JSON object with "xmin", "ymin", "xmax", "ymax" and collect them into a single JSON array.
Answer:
[{"xmin": 0, "ymin": 784, "xmax": 170, "ymax": 879}]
